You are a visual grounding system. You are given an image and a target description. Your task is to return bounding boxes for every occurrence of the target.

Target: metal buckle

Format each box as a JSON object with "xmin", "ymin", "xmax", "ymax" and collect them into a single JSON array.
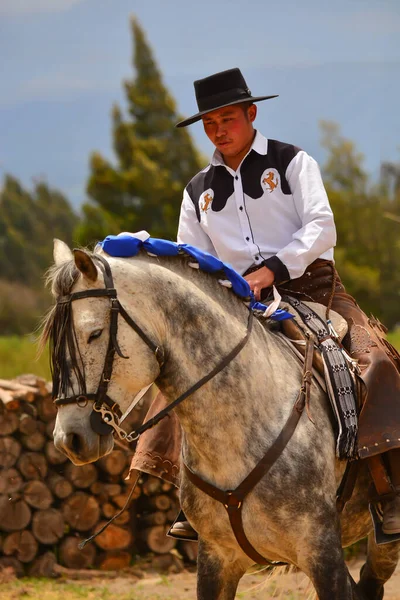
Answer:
[
  {"xmin": 224, "ymin": 491, "xmax": 242, "ymax": 510},
  {"xmin": 93, "ymin": 404, "xmax": 140, "ymax": 443}
]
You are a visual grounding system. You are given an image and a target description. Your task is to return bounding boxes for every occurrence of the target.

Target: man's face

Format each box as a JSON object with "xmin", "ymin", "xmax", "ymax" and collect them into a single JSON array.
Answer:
[{"xmin": 201, "ymin": 103, "xmax": 257, "ymax": 159}]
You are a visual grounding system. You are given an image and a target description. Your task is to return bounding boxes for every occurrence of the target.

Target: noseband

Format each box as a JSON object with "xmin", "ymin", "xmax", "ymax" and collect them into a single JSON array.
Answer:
[{"xmin": 53, "ymin": 254, "xmax": 253, "ymax": 442}]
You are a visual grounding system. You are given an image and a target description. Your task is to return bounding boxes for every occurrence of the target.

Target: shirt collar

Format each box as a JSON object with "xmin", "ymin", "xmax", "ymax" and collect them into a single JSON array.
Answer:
[{"xmin": 210, "ymin": 130, "xmax": 268, "ymax": 168}]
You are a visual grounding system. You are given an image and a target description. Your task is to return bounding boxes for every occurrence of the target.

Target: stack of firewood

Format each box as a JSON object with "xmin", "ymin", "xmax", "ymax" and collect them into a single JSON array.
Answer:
[{"xmin": 0, "ymin": 375, "xmax": 197, "ymax": 577}]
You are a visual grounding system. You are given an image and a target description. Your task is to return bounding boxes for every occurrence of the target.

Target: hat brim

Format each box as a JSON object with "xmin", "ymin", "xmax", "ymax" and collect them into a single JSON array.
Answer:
[{"xmin": 176, "ymin": 95, "xmax": 278, "ymax": 128}]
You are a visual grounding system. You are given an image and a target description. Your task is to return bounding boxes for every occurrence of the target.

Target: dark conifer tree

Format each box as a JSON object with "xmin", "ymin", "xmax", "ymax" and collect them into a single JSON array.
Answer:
[{"xmin": 78, "ymin": 17, "xmax": 203, "ymax": 245}]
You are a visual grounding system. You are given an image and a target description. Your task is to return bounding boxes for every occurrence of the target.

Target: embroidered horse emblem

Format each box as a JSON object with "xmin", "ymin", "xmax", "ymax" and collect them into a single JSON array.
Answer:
[
  {"xmin": 263, "ymin": 171, "xmax": 279, "ymax": 193},
  {"xmin": 201, "ymin": 192, "xmax": 213, "ymax": 212}
]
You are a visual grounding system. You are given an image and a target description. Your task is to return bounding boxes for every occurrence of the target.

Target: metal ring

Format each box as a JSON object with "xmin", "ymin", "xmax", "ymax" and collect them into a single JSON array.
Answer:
[{"xmin": 76, "ymin": 395, "xmax": 88, "ymax": 408}]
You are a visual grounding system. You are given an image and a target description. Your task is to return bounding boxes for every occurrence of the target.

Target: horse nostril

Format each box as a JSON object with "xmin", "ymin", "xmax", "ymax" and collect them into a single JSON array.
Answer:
[{"xmin": 67, "ymin": 433, "xmax": 82, "ymax": 455}]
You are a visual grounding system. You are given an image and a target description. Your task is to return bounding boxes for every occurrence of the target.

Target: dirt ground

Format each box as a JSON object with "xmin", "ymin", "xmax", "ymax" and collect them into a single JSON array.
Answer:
[
  {"xmin": 101, "ymin": 560, "xmax": 400, "ymax": 599},
  {"xmin": 1, "ymin": 559, "xmax": 399, "ymax": 599}
]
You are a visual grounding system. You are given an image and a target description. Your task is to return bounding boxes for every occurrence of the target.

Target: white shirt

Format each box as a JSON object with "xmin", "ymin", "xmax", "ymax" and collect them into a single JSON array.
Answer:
[{"xmin": 177, "ymin": 130, "xmax": 336, "ymax": 281}]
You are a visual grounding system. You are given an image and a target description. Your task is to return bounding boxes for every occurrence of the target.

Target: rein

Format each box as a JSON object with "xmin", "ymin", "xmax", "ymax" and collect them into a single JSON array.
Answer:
[{"xmin": 53, "ymin": 254, "xmax": 253, "ymax": 443}]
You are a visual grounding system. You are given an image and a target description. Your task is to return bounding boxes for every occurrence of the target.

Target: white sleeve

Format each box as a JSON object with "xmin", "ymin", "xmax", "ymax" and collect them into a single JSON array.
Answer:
[
  {"xmin": 177, "ymin": 188, "xmax": 218, "ymax": 256},
  {"xmin": 276, "ymin": 151, "xmax": 337, "ymax": 280}
]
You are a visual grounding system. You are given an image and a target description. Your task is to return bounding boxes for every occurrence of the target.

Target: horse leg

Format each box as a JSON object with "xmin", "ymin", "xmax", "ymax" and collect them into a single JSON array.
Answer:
[
  {"xmin": 357, "ymin": 532, "xmax": 400, "ymax": 600},
  {"xmin": 196, "ymin": 539, "xmax": 247, "ymax": 600},
  {"xmin": 308, "ymin": 556, "xmax": 359, "ymax": 599},
  {"xmin": 300, "ymin": 526, "xmax": 361, "ymax": 600}
]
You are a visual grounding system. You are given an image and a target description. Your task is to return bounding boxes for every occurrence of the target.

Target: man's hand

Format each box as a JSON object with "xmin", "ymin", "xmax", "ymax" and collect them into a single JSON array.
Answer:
[{"xmin": 244, "ymin": 266, "xmax": 275, "ymax": 301}]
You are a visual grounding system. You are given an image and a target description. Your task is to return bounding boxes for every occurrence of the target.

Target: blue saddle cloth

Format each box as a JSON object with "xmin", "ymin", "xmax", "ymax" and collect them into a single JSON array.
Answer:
[{"xmin": 99, "ymin": 233, "xmax": 293, "ymax": 322}]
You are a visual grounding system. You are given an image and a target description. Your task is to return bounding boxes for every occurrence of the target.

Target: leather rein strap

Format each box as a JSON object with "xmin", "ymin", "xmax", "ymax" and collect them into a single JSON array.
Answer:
[
  {"xmin": 134, "ymin": 308, "xmax": 253, "ymax": 438},
  {"xmin": 183, "ymin": 331, "xmax": 315, "ymax": 566},
  {"xmin": 54, "ymin": 254, "xmax": 254, "ymax": 444}
]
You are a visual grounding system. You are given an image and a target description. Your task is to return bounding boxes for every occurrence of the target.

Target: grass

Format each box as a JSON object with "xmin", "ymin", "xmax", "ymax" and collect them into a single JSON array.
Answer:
[
  {"xmin": 0, "ymin": 572, "xmax": 310, "ymax": 600},
  {"xmin": 0, "ymin": 335, "xmax": 50, "ymax": 380},
  {"xmin": 0, "ymin": 578, "xmax": 161, "ymax": 600},
  {"xmin": 0, "ymin": 577, "xmax": 180, "ymax": 600},
  {"xmin": 388, "ymin": 329, "xmax": 400, "ymax": 350},
  {"xmin": 0, "ymin": 579, "xmax": 109, "ymax": 600}
]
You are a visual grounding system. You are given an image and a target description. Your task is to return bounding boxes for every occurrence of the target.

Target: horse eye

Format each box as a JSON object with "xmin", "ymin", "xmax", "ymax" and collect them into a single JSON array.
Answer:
[{"xmin": 88, "ymin": 329, "xmax": 103, "ymax": 343}]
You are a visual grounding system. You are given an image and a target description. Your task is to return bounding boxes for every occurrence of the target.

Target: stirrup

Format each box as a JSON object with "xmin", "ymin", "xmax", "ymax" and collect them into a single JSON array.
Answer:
[
  {"xmin": 167, "ymin": 520, "xmax": 198, "ymax": 542},
  {"xmin": 167, "ymin": 510, "xmax": 198, "ymax": 542},
  {"xmin": 369, "ymin": 503, "xmax": 400, "ymax": 545}
]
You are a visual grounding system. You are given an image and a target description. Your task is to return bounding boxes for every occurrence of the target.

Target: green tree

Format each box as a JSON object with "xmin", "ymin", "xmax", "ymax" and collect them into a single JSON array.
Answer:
[
  {"xmin": 0, "ymin": 175, "xmax": 39, "ymax": 283},
  {"xmin": 0, "ymin": 174, "xmax": 78, "ymax": 334},
  {"xmin": 320, "ymin": 122, "xmax": 400, "ymax": 327},
  {"xmin": 320, "ymin": 121, "xmax": 367, "ymax": 194},
  {"xmin": 0, "ymin": 175, "xmax": 78, "ymax": 286},
  {"xmin": 77, "ymin": 17, "xmax": 204, "ymax": 245}
]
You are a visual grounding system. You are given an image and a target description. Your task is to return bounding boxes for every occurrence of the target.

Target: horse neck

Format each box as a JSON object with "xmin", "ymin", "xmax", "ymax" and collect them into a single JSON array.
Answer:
[{"xmin": 118, "ymin": 258, "xmax": 303, "ymax": 489}]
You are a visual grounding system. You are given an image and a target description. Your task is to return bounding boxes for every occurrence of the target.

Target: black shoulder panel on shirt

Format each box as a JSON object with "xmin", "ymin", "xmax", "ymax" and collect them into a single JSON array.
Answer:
[
  {"xmin": 240, "ymin": 152, "xmax": 271, "ymax": 199},
  {"xmin": 241, "ymin": 139, "xmax": 302, "ymax": 198},
  {"xmin": 186, "ymin": 165, "xmax": 234, "ymax": 220}
]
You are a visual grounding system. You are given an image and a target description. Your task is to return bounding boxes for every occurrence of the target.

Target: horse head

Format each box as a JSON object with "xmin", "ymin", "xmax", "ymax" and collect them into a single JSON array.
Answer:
[{"xmin": 43, "ymin": 240, "xmax": 161, "ymax": 465}]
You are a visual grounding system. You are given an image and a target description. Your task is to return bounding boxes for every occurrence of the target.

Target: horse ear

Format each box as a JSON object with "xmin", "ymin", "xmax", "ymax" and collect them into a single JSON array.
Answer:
[
  {"xmin": 73, "ymin": 249, "xmax": 98, "ymax": 282},
  {"xmin": 53, "ymin": 239, "xmax": 73, "ymax": 266}
]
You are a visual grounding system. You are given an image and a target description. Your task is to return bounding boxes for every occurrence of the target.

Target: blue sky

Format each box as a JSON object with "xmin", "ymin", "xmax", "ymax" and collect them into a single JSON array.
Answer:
[{"xmin": 1, "ymin": 0, "xmax": 399, "ymax": 208}]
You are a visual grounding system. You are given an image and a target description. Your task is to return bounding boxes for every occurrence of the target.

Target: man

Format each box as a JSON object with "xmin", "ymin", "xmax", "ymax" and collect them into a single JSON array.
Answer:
[{"xmin": 131, "ymin": 68, "xmax": 400, "ymax": 539}]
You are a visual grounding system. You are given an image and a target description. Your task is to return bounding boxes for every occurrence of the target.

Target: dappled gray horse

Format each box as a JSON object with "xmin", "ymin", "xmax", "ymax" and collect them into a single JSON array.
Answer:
[{"xmin": 43, "ymin": 240, "xmax": 400, "ymax": 600}]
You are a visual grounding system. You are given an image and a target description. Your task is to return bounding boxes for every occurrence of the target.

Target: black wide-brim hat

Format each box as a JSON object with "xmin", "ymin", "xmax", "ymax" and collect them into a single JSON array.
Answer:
[{"xmin": 176, "ymin": 67, "xmax": 278, "ymax": 128}]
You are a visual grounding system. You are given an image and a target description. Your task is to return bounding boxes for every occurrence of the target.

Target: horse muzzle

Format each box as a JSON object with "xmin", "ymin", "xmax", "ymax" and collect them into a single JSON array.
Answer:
[{"xmin": 53, "ymin": 403, "xmax": 114, "ymax": 465}]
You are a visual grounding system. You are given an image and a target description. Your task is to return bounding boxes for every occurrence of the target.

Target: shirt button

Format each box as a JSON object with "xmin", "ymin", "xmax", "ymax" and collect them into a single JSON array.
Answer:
[
  {"xmin": 246, "ymin": 237, "xmax": 250, "ymax": 241},
  {"xmin": 255, "ymin": 256, "xmax": 259, "ymax": 261},
  {"xmin": 235, "ymin": 176, "xmax": 239, "ymax": 180},
  {"xmin": 239, "ymin": 206, "xmax": 243, "ymax": 211}
]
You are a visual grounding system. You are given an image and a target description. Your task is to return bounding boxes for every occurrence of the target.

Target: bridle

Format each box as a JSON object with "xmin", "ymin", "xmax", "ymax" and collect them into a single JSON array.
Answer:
[
  {"xmin": 54, "ymin": 254, "xmax": 164, "ymax": 439},
  {"xmin": 54, "ymin": 254, "xmax": 253, "ymax": 442}
]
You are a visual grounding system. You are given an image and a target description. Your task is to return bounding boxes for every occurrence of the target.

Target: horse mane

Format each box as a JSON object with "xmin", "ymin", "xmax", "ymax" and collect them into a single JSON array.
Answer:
[
  {"xmin": 40, "ymin": 245, "xmax": 107, "ymax": 350},
  {"xmin": 39, "ymin": 245, "xmax": 259, "ymax": 398},
  {"xmin": 39, "ymin": 253, "xmax": 91, "ymax": 398},
  {"xmin": 40, "ymin": 245, "xmax": 249, "ymax": 344},
  {"xmin": 39, "ymin": 258, "xmax": 80, "ymax": 350}
]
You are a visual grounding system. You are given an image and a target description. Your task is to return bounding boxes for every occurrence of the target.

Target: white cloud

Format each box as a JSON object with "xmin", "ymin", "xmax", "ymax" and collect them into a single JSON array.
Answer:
[{"xmin": 0, "ymin": 0, "xmax": 87, "ymax": 17}]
